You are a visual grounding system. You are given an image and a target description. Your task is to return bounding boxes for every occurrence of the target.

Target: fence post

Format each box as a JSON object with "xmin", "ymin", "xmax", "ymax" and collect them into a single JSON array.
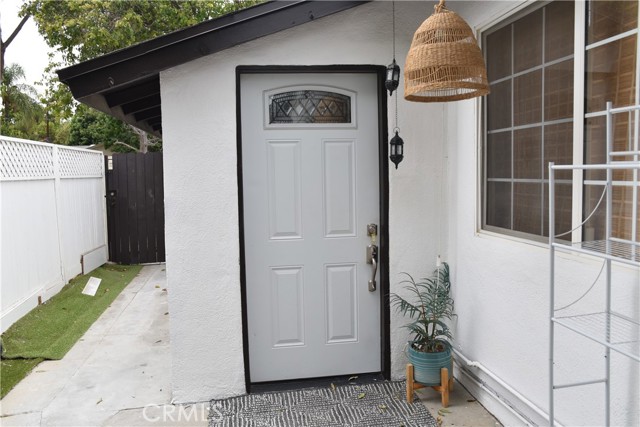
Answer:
[
  {"xmin": 102, "ymin": 156, "xmax": 109, "ymax": 266},
  {"xmin": 52, "ymin": 145, "xmax": 66, "ymax": 284}
]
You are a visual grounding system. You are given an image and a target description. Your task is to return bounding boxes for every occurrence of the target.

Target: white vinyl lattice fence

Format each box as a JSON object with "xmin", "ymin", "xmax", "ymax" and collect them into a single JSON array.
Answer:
[
  {"xmin": 0, "ymin": 139, "xmax": 55, "ymax": 179},
  {"xmin": 0, "ymin": 136, "xmax": 107, "ymax": 332}
]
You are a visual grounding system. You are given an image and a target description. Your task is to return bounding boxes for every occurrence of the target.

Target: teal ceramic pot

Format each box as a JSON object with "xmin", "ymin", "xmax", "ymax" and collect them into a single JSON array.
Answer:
[{"xmin": 407, "ymin": 342, "xmax": 452, "ymax": 386}]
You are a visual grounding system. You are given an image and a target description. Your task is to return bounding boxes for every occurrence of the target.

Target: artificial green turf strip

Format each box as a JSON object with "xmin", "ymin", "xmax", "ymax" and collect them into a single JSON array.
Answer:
[
  {"xmin": 1, "ymin": 264, "xmax": 142, "ymax": 360},
  {"xmin": 1, "ymin": 358, "xmax": 43, "ymax": 399}
]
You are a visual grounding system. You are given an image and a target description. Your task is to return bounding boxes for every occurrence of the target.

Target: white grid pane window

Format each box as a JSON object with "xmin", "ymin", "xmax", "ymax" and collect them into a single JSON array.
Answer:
[
  {"xmin": 584, "ymin": 1, "xmax": 639, "ymax": 242},
  {"xmin": 483, "ymin": 1, "xmax": 574, "ymax": 239}
]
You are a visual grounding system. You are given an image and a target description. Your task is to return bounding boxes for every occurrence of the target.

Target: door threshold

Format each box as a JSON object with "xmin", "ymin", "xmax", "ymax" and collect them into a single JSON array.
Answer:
[{"xmin": 249, "ymin": 372, "xmax": 386, "ymax": 394}]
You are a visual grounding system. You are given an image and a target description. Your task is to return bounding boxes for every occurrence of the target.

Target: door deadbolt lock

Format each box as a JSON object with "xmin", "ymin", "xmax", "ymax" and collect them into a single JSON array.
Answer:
[
  {"xmin": 367, "ymin": 223, "xmax": 377, "ymax": 243},
  {"xmin": 366, "ymin": 224, "xmax": 378, "ymax": 292}
]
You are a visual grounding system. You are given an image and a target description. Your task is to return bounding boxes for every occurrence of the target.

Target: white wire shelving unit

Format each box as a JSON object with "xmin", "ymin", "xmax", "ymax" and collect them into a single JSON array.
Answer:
[{"xmin": 549, "ymin": 102, "xmax": 640, "ymax": 427}]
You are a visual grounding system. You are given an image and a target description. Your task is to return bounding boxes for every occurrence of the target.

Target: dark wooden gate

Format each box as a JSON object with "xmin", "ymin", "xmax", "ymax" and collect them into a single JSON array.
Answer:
[{"xmin": 105, "ymin": 152, "xmax": 165, "ymax": 264}]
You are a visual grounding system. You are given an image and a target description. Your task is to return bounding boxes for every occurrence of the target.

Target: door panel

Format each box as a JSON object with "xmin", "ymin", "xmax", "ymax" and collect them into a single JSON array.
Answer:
[
  {"xmin": 241, "ymin": 73, "xmax": 380, "ymax": 382},
  {"xmin": 325, "ymin": 263, "xmax": 358, "ymax": 343},
  {"xmin": 270, "ymin": 266, "xmax": 305, "ymax": 347},
  {"xmin": 267, "ymin": 140, "xmax": 302, "ymax": 239},
  {"xmin": 323, "ymin": 139, "xmax": 356, "ymax": 237}
]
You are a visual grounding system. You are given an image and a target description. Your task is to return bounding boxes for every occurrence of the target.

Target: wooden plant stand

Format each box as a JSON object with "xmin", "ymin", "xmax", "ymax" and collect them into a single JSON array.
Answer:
[{"xmin": 405, "ymin": 363, "xmax": 453, "ymax": 407}]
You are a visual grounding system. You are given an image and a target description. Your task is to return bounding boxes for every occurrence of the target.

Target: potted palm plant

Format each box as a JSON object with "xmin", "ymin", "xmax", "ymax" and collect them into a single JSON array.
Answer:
[{"xmin": 391, "ymin": 262, "xmax": 454, "ymax": 386}]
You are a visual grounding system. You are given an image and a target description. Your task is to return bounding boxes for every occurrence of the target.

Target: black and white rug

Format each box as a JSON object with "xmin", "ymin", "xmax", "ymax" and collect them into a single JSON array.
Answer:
[{"xmin": 209, "ymin": 381, "xmax": 437, "ymax": 427}]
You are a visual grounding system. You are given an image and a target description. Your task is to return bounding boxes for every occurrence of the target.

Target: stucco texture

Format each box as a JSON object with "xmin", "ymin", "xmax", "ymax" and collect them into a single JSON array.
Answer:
[
  {"xmin": 160, "ymin": 1, "xmax": 639, "ymax": 426},
  {"xmin": 161, "ymin": 1, "xmax": 440, "ymax": 403},
  {"xmin": 445, "ymin": 2, "xmax": 639, "ymax": 426}
]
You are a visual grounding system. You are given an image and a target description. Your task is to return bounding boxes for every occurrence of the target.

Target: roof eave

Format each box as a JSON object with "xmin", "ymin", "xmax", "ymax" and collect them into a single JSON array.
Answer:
[{"xmin": 57, "ymin": 1, "xmax": 369, "ymax": 136}]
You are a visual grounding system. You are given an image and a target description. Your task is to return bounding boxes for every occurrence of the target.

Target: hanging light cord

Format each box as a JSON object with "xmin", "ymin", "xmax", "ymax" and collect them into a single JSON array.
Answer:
[
  {"xmin": 437, "ymin": 106, "xmax": 444, "ymax": 263},
  {"xmin": 392, "ymin": 1, "xmax": 399, "ymax": 133},
  {"xmin": 395, "ymin": 90, "xmax": 399, "ymax": 132},
  {"xmin": 392, "ymin": 1, "xmax": 396, "ymax": 61}
]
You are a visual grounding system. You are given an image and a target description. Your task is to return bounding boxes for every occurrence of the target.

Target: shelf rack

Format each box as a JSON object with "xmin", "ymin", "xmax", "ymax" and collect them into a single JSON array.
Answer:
[{"xmin": 549, "ymin": 102, "xmax": 640, "ymax": 426}]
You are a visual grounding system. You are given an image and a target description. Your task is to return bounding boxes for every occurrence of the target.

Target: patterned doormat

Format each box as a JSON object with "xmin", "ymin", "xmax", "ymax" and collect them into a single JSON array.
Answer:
[{"xmin": 209, "ymin": 381, "xmax": 437, "ymax": 427}]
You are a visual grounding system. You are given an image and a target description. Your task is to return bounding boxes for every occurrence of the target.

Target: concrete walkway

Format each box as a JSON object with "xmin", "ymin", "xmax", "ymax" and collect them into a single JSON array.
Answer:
[
  {"xmin": 1, "ymin": 264, "xmax": 498, "ymax": 427},
  {"xmin": 0, "ymin": 264, "xmax": 208, "ymax": 426}
]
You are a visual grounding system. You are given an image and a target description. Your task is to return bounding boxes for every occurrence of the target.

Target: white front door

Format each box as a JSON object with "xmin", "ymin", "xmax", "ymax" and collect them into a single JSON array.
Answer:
[{"xmin": 241, "ymin": 72, "xmax": 381, "ymax": 383}]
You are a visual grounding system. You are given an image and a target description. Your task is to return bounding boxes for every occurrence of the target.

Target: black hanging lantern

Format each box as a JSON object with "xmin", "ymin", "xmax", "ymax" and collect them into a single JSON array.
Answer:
[
  {"xmin": 389, "ymin": 129, "xmax": 404, "ymax": 169},
  {"xmin": 385, "ymin": 59, "xmax": 400, "ymax": 96}
]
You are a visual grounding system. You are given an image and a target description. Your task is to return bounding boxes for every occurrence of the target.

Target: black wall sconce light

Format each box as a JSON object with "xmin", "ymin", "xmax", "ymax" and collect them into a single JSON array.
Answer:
[
  {"xmin": 385, "ymin": 59, "xmax": 400, "ymax": 96},
  {"xmin": 389, "ymin": 129, "xmax": 404, "ymax": 169}
]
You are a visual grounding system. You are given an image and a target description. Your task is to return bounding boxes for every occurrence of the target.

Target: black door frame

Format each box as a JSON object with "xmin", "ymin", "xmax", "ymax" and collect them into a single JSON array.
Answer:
[{"xmin": 236, "ymin": 65, "xmax": 390, "ymax": 391}]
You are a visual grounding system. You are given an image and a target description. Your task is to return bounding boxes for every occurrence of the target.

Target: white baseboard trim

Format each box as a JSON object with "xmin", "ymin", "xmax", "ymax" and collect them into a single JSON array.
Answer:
[
  {"xmin": 81, "ymin": 245, "xmax": 108, "ymax": 275},
  {"xmin": 454, "ymin": 359, "xmax": 550, "ymax": 427},
  {"xmin": 1, "ymin": 278, "xmax": 67, "ymax": 333},
  {"xmin": 453, "ymin": 349, "xmax": 549, "ymax": 426},
  {"xmin": 456, "ymin": 364, "xmax": 530, "ymax": 426}
]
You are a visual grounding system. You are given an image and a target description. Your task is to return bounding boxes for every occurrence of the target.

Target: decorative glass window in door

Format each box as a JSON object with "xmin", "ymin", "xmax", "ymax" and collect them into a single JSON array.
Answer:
[{"xmin": 269, "ymin": 90, "xmax": 351, "ymax": 124}]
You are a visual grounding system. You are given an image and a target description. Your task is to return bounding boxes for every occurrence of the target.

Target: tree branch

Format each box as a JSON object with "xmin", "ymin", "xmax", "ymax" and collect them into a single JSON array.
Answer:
[
  {"xmin": 3, "ymin": 14, "xmax": 31, "ymax": 50},
  {"xmin": 113, "ymin": 140, "xmax": 139, "ymax": 152}
]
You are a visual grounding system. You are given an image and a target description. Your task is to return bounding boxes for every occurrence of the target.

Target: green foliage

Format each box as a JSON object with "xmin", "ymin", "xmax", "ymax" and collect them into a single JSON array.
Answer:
[
  {"xmin": 10, "ymin": 0, "xmax": 263, "ymax": 145},
  {"xmin": 1, "ymin": 61, "xmax": 75, "ymax": 144},
  {"xmin": 68, "ymin": 105, "xmax": 140, "ymax": 152},
  {"xmin": 1, "ymin": 63, "xmax": 44, "ymax": 138},
  {"xmin": 39, "ymin": 61, "xmax": 74, "ymax": 117},
  {"xmin": 23, "ymin": 0, "xmax": 264, "ymax": 63},
  {"xmin": 52, "ymin": 120, "xmax": 71, "ymax": 145},
  {"xmin": 391, "ymin": 263, "xmax": 454, "ymax": 353}
]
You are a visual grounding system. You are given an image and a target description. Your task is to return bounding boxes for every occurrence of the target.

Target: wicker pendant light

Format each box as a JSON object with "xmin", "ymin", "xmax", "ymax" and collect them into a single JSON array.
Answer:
[{"xmin": 404, "ymin": 0, "xmax": 489, "ymax": 102}]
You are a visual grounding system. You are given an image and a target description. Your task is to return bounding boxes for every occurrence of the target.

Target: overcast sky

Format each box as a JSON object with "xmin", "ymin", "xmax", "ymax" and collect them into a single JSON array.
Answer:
[{"xmin": 1, "ymin": 0, "xmax": 54, "ymax": 95}]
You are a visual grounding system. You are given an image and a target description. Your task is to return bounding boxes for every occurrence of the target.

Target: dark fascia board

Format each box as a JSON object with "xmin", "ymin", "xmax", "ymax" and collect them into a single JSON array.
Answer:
[{"xmin": 57, "ymin": 1, "xmax": 369, "ymax": 101}]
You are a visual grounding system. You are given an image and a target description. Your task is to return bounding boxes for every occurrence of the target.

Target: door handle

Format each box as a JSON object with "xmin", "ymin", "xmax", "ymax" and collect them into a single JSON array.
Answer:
[
  {"xmin": 107, "ymin": 190, "xmax": 117, "ymax": 207},
  {"xmin": 367, "ymin": 245, "xmax": 378, "ymax": 291},
  {"xmin": 366, "ymin": 224, "xmax": 378, "ymax": 292}
]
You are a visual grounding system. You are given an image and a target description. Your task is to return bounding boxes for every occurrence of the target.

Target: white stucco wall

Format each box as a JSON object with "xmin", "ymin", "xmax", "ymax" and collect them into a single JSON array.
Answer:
[
  {"xmin": 161, "ymin": 1, "xmax": 438, "ymax": 404},
  {"xmin": 160, "ymin": 1, "xmax": 639, "ymax": 425},
  {"xmin": 447, "ymin": 100, "xmax": 640, "ymax": 427},
  {"xmin": 446, "ymin": 3, "xmax": 640, "ymax": 426}
]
